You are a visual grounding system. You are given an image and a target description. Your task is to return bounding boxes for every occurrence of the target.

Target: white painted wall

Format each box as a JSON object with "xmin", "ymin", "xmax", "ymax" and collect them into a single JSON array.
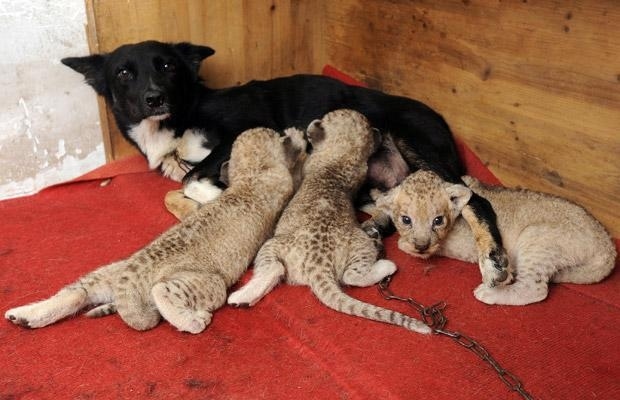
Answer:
[{"xmin": 0, "ymin": 0, "xmax": 105, "ymax": 200}]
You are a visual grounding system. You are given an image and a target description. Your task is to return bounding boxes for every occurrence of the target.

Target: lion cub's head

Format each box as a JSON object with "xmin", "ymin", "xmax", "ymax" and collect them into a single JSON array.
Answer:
[
  {"xmin": 374, "ymin": 170, "xmax": 472, "ymax": 258},
  {"xmin": 304, "ymin": 109, "xmax": 380, "ymax": 170}
]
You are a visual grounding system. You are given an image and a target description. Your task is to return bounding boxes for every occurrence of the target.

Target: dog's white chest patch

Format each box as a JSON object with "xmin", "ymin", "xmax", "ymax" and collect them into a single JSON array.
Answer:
[{"xmin": 128, "ymin": 119, "xmax": 179, "ymax": 169}]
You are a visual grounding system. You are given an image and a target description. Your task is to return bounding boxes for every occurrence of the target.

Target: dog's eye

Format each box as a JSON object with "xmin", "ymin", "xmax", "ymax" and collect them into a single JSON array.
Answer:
[
  {"xmin": 163, "ymin": 62, "xmax": 176, "ymax": 73},
  {"xmin": 116, "ymin": 68, "xmax": 134, "ymax": 82},
  {"xmin": 432, "ymin": 216, "xmax": 445, "ymax": 227},
  {"xmin": 401, "ymin": 215, "xmax": 412, "ymax": 225}
]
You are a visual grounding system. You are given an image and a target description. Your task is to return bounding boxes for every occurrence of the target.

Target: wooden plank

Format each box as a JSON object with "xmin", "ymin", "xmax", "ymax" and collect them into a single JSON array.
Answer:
[
  {"xmin": 324, "ymin": 0, "xmax": 620, "ymax": 236},
  {"xmin": 85, "ymin": 0, "xmax": 325, "ymax": 159}
]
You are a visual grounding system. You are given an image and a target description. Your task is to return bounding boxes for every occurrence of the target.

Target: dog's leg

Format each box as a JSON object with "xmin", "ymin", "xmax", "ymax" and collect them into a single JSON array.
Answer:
[
  {"xmin": 182, "ymin": 141, "xmax": 234, "ymax": 203},
  {"xmin": 183, "ymin": 179, "xmax": 223, "ymax": 203},
  {"xmin": 460, "ymin": 193, "xmax": 513, "ymax": 287}
]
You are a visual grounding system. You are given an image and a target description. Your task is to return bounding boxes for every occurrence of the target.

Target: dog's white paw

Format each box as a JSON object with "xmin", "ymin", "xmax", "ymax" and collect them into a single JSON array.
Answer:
[
  {"xmin": 160, "ymin": 155, "xmax": 189, "ymax": 182},
  {"xmin": 183, "ymin": 180, "xmax": 223, "ymax": 204},
  {"xmin": 479, "ymin": 254, "xmax": 513, "ymax": 287}
]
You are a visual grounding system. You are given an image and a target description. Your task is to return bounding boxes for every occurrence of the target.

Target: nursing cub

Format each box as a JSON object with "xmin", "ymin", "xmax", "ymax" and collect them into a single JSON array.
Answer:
[
  {"xmin": 228, "ymin": 109, "xmax": 430, "ymax": 334},
  {"xmin": 374, "ymin": 170, "xmax": 616, "ymax": 305},
  {"xmin": 5, "ymin": 127, "xmax": 306, "ymax": 332}
]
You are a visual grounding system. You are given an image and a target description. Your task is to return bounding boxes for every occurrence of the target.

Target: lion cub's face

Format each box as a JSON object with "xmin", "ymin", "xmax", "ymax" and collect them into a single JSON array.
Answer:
[{"xmin": 375, "ymin": 170, "xmax": 472, "ymax": 258}]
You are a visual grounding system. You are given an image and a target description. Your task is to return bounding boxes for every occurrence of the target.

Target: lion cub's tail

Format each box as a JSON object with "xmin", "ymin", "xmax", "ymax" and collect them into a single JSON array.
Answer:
[{"xmin": 308, "ymin": 272, "xmax": 431, "ymax": 334}]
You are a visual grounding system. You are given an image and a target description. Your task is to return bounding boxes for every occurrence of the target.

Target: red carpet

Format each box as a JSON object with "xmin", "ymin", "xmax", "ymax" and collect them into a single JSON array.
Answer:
[{"xmin": 1, "ymin": 69, "xmax": 618, "ymax": 400}]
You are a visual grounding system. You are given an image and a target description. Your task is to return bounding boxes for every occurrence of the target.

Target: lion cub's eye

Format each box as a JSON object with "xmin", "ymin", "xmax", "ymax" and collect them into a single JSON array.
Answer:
[
  {"xmin": 432, "ymin": 216, "xmax": 445, "ymax": 227},
  {"xmin": 401, "ymin": 215, "xmax": 412, "ymax": 225}
]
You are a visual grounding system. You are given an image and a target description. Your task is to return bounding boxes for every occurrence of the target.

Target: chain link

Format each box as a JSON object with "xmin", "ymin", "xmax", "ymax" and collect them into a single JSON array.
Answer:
[{"xmin": 378, "ymin": 275, "xmax": 536, "ymax": 400}]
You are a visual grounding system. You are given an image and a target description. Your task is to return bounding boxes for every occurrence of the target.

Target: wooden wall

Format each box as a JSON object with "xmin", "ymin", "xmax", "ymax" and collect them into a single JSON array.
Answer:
[
  {"xmin": 85, "ymin": 0, "xmax": 619, "ymax": 236},
  {"xmin": 85, "ymin": 0, "xmax": 325, "ymax": 161},
  {"xmin": 324, "ymin": 0, "xmax": 619, "ymax": 236}
]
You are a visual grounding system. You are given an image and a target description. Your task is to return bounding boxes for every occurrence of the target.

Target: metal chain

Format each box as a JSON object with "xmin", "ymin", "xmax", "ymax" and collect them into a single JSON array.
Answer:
[{"xmin": 378, "ymin": 275, "xmax": 536, "ymax": 400}]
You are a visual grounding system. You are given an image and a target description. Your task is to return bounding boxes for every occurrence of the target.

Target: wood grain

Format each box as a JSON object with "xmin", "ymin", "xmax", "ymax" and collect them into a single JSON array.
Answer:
[
  {"xmin": 85, "ymin": 0, "xmax": 619, "ymax": 236},
  {"xmin": 324, "ymin": 0, "xmax": 619, "ymax": 236},
  {"xmin": 85, "ymin": 0, "xmax": 325, "ymax": 160}
]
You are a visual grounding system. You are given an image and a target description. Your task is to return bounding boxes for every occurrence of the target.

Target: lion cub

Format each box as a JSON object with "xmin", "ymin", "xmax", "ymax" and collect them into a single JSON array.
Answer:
[
  {"xmin": 5, "ymin": 127, "xmax": 306, "ymax": 333},
  {"xmin": 374, "ymin": 170, "xmax": 616, "ymax": 305},
  {"xmin": 228, "ymin": 109, "xmax": 430, "ymax": 334}
]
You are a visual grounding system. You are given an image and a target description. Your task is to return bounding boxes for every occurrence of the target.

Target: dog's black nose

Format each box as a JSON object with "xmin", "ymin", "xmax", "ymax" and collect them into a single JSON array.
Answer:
[{"xmin": 144, "ymin": 91, "xmax": 165, "ymax": 108}]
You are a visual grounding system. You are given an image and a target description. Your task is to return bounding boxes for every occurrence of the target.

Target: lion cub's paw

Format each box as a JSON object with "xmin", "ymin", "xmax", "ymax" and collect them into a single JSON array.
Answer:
[{"xmin": 165, "ymin": 189, "xmax": 201, "ymax": 220}]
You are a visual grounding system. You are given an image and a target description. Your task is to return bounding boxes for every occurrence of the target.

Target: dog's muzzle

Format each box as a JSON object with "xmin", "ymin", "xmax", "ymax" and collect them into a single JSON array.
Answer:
[{"xmin": 144, "ymin": 90, "xmax": 170, "ymax": 117}]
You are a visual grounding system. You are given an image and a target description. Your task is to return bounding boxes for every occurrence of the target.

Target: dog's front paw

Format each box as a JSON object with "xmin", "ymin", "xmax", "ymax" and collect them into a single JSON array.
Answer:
[
  {"xmin": 183, "ymin": 179, "xmax": 223, "ymax": 204},
  {"xmin": 479, "ymin": 247, "xmax": 513, "ymax": 287},
  {"xmin": 160, "ymin": 154, "xmax": 191, "ymax": 182}
]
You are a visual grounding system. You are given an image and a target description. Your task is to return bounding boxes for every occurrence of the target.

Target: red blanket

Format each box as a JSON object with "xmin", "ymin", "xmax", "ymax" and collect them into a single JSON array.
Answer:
[{"xmin": 1, "ymin": 68, "xmax": 618, "ymax": 400}]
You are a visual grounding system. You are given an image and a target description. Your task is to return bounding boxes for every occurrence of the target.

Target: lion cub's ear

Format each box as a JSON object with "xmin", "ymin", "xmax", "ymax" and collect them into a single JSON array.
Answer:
[
  {"xmin": 219, "ymin": 161, "xmax": 230, "ymax": 187},
  {"xmin": 371, "ymin": 186, "xmax": 401, "ymax": 218},
  {"xmin": 281, "ymin": 128, "xmax": 307, "ymax": 165},
  {"xmin": 306, "ymin": 119, "xmax": 326, "ymax": 146},
  {"xmin": 445, "ymin": 184, "xmax": 472, "ymax": 214}
]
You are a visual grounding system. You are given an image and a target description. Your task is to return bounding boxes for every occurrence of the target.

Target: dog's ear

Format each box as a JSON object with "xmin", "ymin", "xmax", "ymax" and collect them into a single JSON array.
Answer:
[
  {"xmin": 306, "ymin": 119, "xmax": 325, "ymax": 147},
  {"xmin": 174, "ymin": 43, "xmax": 215, "ymax": 73},
  {"xmin": 61, "ymin": 55, "xmax": 107, "ymax": 96}
]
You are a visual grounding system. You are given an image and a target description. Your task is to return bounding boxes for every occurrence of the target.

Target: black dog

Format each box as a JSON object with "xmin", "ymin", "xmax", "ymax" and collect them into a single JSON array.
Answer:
[{"xmin": 62, "ymin": 40, "xmax": 510, "ymax": 283}]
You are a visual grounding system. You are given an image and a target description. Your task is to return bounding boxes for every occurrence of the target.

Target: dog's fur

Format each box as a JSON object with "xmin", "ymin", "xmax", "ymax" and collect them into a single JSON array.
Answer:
[
  {"xmin": 5, "ymin": 127, "xmax": 306, "ymax": 332},
  {"xmin": 228, "ymin": 110, "xmax": 430, "ymax": 333},
  {"xmin": 374, "ymin": 170, "xmax": 616, "ymax": 305},
  {"xmin": 62, "ymin": 40, "xmax": 511, "ymax": 283}
]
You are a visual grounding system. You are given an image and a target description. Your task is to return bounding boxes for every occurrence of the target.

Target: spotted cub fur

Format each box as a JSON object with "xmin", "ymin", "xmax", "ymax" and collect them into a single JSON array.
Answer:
[
  {"xmin": 5, "ymin": 127, "xmax": 307, "ymax": 332},
  {"xmin": 374, "ymin": 170, "xmax": 616, "ymax": 305},
  {"xmin": 228, "ymin": 109, "xmax": 430, "ymax": 334}
]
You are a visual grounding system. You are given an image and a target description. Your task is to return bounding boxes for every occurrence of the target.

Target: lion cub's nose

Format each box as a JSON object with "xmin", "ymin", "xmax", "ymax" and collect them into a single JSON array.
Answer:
[{"xmin": 414, "ymin": 241, "xmax": 430, "ymax": 252}]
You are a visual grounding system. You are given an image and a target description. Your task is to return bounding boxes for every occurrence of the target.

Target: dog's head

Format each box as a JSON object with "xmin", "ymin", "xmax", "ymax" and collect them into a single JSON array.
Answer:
[{"xmin": 62, "ymin": 41, "xmax": 214, "ymax": 125}]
